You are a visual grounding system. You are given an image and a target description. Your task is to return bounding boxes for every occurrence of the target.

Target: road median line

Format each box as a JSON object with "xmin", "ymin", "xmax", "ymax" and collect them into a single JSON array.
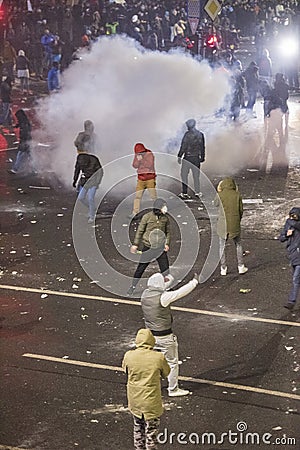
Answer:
[
  {"xmin": 22, "ymin": 353, "xmax": 300, "ymax": 401},
  {"xmin": 1, "ymin": 283, "xmax": 299, "ymax": 327}
]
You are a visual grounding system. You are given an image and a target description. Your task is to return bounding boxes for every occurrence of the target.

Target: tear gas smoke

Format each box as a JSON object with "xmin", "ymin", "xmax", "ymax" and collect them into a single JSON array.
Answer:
[{"xmin": 34, "ymin": 35, "xmax": 263, "ymax": 189}]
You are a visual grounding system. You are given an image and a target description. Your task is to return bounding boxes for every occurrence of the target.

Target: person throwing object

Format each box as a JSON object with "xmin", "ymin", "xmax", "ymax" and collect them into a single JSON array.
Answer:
[{"xmin": 141, "ymin": 272, "xmax": 198, "ymax": 396}]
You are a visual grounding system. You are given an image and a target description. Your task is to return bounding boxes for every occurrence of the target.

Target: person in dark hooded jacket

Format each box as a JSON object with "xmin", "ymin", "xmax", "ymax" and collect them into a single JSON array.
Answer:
[
  {"xmin": 260, "ymin": 81, "xmax": 283, "ymax": 118},
  {"xmin": 73, "ymin": 148, "xmax": 103, "ymax": 223},
  {"xmin": 243, "ymin": 61, "xmax": 259, "ymax": 116},
  {"xmin": 273, "ymin": 73, "xmax": 289, "ymax": 130},
  {"xmin": 273, "ymin": 73, "xmax": 289, "ymax": 114},
  {"xmin": 127, "ymin": 198, "xmax": 170, "ymax": 296},
  {"xmin": 279, "ymin": 207, "xmax": 300, "ymax": 310},
  {"xmin": 0, "ymin": 76, "xmax": 13, "ymax": 126},
  {"xmin": 214, "ymin": 177, "xmax": 248, "ymax": 276},
  {"xmin": 177, "ymin": 119, "xmax": 205, "ymax": 199},
  {"xmin": 9, "ymin": 109, "xmax": 32, "ymax": 174}
]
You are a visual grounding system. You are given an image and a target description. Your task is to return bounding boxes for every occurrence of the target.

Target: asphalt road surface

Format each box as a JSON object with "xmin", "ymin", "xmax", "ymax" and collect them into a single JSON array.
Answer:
[{"xmin": 0, "ymin": 82, "xmax": 299, "ymax": 450}]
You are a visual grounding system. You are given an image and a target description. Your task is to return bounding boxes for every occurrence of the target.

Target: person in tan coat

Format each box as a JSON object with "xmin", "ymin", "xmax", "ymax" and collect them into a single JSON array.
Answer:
[
  {"xmin": 122, "ymin": 328, "xmax": 170, "ymax": 450},
  {"xmin": 214, "ymin": 177, "xmax": 248, "ymax": 276}
]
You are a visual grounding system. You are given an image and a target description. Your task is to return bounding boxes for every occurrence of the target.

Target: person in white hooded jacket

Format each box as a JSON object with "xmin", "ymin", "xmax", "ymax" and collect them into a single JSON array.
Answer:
[{"xmin": 141, "ymin": 272, "xmax": 198, "ymax": 397}]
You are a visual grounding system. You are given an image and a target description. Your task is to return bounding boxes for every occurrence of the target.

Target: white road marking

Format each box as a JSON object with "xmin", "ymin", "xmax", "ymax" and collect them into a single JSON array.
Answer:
[
  {"xmin": 0, "ymin": 283, "xmax": 299, "ymax": 328},
  {"xmin": 0, "ymin": 146, "xmax": 18, "ymax": 152},
  {"xmin": 23, "ymin": 353, "xmax": 300, "ymax": 401},
  {"xmin": 0, "ymin": 446, "xmax": 33, "ymax": 450}
]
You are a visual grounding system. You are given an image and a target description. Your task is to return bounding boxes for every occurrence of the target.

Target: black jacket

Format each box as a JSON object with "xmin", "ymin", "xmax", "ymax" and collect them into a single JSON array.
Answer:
[
  {"xmin": 279, "ymin": 207, "xmax": 300, "ymax": 266},
  {"xmin": 243, "ymin": 63, "xmax": 259, "ymax": 91},
  {"xmin": 73, "ymin": 153, "xmax": 103, "ymax": 188},
  {"xmin": 263, "ymin": 89, "xmax": 283, "ymax": 117},
  {"xmin": 274, "ymin": 79, "xmax": 289, "ymax": 113},
  {"xmin": 0, "ymin": 80, "xmax": 12, "ymax": 103},
  {"xmin": 16, "ymin": 121, "xmax": 32, "ymax": 152},
  {"xmin": 178, "ymin": 128, "xmax": 205, "ymax": 162},
  {"xmin": 16, "ymin": 121, "xmax": 32, "ymax": 142}
]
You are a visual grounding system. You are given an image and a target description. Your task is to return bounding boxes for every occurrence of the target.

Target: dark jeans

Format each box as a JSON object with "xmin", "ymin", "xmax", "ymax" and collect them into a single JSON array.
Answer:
[
  {"xmin": 288, "ymin": 265, "xmax": 300, "ymax": 304},
  {"xmin": 181, "ymin": 157, "xmax": 200, "ymax": 194},
  {"xmin": 0, "ymin": 102, "xmax": 12, "ymax": 125},
  {"xmin": 132, "ymin": 245, "xmax": 169, "ymax": 287}
]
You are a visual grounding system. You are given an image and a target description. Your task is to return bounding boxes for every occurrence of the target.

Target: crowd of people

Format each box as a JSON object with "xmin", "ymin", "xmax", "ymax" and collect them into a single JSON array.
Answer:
[
  {"xmin": 0, "ymin": 0, "xmax": 299, "ymax": 71},
  {"xmin": 1, "ymin": 4, "xmax": 299, "ymax": 450},
  {"xmin": 0, "ymin": 0, "xmax": 299, "ymax": 128},
  {"xmin": 0, "ymin": 1, "xmax": 299, "ymax": 116}
]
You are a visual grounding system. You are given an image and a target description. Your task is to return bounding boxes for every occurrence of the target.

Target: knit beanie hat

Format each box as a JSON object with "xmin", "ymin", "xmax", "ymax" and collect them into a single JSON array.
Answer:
[{"xmin": 153, "ymin": 198, "xmax": 166, "ymax": 210}]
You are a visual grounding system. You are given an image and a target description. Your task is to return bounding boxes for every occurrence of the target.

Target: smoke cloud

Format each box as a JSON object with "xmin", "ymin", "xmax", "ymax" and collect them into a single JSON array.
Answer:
[{"xmin": 34, "ymin": 35, "xmax": 263, "ymax": 189}]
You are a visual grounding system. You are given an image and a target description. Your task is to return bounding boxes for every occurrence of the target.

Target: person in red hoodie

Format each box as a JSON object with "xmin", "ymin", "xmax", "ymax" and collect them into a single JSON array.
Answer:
[{"xmin": 131, "ymin": 143, "xmax": 157, "ymax": 217}]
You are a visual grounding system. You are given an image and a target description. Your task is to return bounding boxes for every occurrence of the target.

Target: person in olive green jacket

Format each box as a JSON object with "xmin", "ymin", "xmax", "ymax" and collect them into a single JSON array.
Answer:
[
  {"xmin": 214, "ymin": 177, "xmax": 248, "ymax": 276},
  {"xmin": 127, "ymin": 198, "xmax": 171, "ymax": 296},
  {"xmin": 122, "ymin": 329, "xmax": 170, "ymax": 450}
]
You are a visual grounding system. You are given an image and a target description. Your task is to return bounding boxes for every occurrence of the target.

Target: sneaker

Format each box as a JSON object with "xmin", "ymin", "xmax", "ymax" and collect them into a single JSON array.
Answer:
[
  {"xmin": 8, "ymin": 169, "xmax": 17, "ymax": 174},
  {"xmin": 284, "ymin": 303, "xmax": 294, "ymax": 310},
  {"xmin": 220, "ymin": 266, "xmax": 227, "ymax": 276},
  {"xmin": 168, "ymin": 388, "xmax": 190, "ymax": 397},
  {"xmin": 178, "ymin": 193, "xmax": 191, "ymax": 199},
  {"xmin": 238, "ymin": 265, "xmax": 248, "ymax": 275},
  {"xmin": 127, "ymin": 286, "xmax": 136, "ymax": 296},
  {"xmin": 194, "ymin": 192, "xmax": 203, "ymax": 198}
]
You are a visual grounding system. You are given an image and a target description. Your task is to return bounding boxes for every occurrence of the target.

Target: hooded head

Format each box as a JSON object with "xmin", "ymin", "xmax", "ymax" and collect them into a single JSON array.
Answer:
[
  {"xmin": 15, "ymin": 109, "xmax": 29, "ymax": 124},
  {"xmin": 275, "ymin": 72, "xmax": 284, "ymax": 83},
  {"xmin": 147, "ymin": 273, "xmax": 165, "ymax": 291},
  {"xmin": 84, "ymin": 120, "xmax": 94, "ymax": 134},
  {"xmin": 18, "ymin": 50, "xmax": 25, "ymax": 57},
  {"xmin": 289, "ymin": 207, "xmax": 300, "ymax": 221},
  {"xmin": 134, "ymin": 142, "xmax": 147, "ymax": 154},
  {"xmin": 135, "ymin": 328, "xmax": 155, "ymax": 349},
  {"xmin": 186, "ymin": 118, "xmax": 196, "ymax": 130},
  {"xmin": 217, "ymin": 177, "xmax": 237, "ymax": 192}
]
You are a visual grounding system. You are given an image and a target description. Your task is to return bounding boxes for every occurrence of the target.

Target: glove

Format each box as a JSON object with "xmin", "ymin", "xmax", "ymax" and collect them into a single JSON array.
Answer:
[
  {"xmin": 177, "ymin": 157, "xmax": 182, "ymax": 165},
  {"xmin": 72, "ymin": 181, "xmax": 77, "ymax": 188}
]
